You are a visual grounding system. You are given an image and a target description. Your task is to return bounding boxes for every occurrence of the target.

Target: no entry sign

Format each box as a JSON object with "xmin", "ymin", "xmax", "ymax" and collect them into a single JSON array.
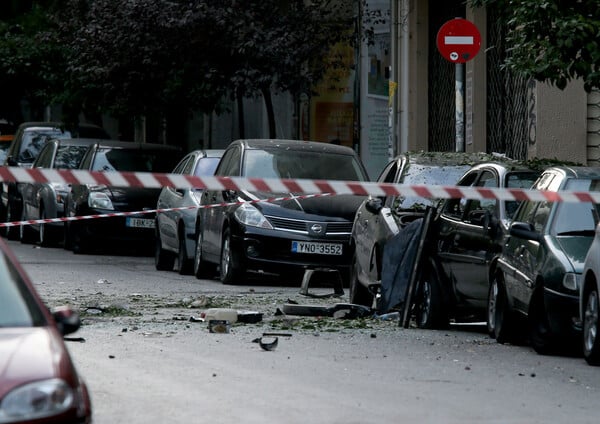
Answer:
[{"xmin": 436, "ymin": 18, "xmax": 481, "ymax": 63}]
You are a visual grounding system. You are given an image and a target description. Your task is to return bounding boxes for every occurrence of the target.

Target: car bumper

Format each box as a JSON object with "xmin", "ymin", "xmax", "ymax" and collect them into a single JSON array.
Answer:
[
  {"xmin": 544, "ymin": 287, "xmax": 581, "ymax": 336},
  {"xmin": 75, "ymin": 213, "xmax": 155, "ymax": 245},
  {"xmin": 230, "ymin": 223, "xmax": 353, "ymax": 276}
]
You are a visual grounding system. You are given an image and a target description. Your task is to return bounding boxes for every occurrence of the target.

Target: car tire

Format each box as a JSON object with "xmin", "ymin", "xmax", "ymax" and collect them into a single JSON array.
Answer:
[
  {"xmin": 19, "ymin": 210, "xmax": 35, "ymax": 244},
  {"xmin": 71, "ymin": 223, "xmax": 89, "ymax": 255},
  {"xmin": 488, "ymin": 273, "xmax": 517, "ymax": 343},
  {"xmin": 5, "ymin": 199, "xmax": 20, "ymax": 240},
  {"xmin": 528, "ymin": 289, "xmax": 558, "ymax": 355},
  {"xmin": 220, "ymin": 227, "xmax": 244, "ymax": 284},
  {"xmin": 349, "ymin": 254, "xmax": 373, "ymax": 307},
  {"xmin": 155, "ymin": 229, "xmax": 175, "ymax": 271},
  {"xmin": 193, "ymin": 230, "xmax": 215, "ymax": 279},
  {"xmin": 39, "ymin": 207, "xmax": 57, "ymax": 247},
  {"xmin": 63, "ymin": 221, "xmax": 73, "ymax": 250},
  {"xmin": 415, "ymin": 264, "xmax": 448, "ymax": 329},
  {"xmin": 583, "ymin": 288, "xmax": 600, "ymax": 365},
  {"xmin": 177, "ymin": 231, "xmax": 193, "ymax": 275}
]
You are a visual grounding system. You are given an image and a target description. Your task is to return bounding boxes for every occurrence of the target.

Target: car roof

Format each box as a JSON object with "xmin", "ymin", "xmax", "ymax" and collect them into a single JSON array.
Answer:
[
  {"xmin": 543, "ymin": 165, "xmax": 600, "ymax": 179},
  {"xmin": 89, "ymin": 140, "xmax": 181, "ymax": 151},
  {"xmin": 48, "ymin": 137, "xmax": 108, "ymax": 146},
  {"xmin": 466, "ymin": 160, "xmax": 539, "ymax": 174},
  {"xmin": 231, "ymin": 139, "xmax": 358, "ymax": 155},
  {"xmin": 398, "ymin": 151, "xmax": 517, "ymax": 166}
]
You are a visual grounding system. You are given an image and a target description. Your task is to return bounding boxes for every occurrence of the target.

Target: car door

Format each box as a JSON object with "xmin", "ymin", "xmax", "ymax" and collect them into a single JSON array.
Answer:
[
  {"xmin": 157, "ymin": 153, "xmax": 192, "ymax": 250},
  {"xmin": 22, "ymin": 142, "xmax": 57, "ymax": 222},
  {"xmin": 449, "ymin": 169, "xmax": 502, "ymax": 303},
  {"xmin": 200, "ymin": 146, "xmax": 241, "ymax": 263},
  {"xmin": 353, "ymin": 158, "xmax": 401, "ymax": 283}
]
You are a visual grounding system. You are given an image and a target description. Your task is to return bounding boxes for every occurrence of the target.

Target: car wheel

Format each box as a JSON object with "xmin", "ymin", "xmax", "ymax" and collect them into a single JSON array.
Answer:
[
  {"xmin": 415, "ymin": 264, "xmax": 448, "ymax": 329},
  {"xmin": 19, "ymin": 210, "xmax": 35, "ymax": 244},
  {"xmin": 193, "ymin": 230, "xmax": 215, "ymax": 279},
  {"xmin": 63, "ymin": 221, "xmax": 73, "ymax": 250},
  {"xmin": 39, "ymin": 207, "xmax": 57, "ymax": 247},
  {"xmin": 349, "ymin": 254, "xmax": 373, "ymax": 307},
  {"xmin": 220, "ymin": 227, "xmax": 244, "ymax": 284},
  {"xmin": 583, "ymin": 288, "xmax": 600, "ymax": 365},
  {"xmin": 488, "ymin": 273, "xmax": 517, "ymax": 343},
  {"xmin": 177, "ymin": 231, "xmax": 193, "ymax": 275},
  {"xmin": 155, "ymin": 229, "xmax": 175, "ymax": 271},
  {"xmin": 528, "ymin": 289, "xmax": 558, "ymax": 355},
  {"xmin": 5, "ymin": 199, "xmax": 20, "ymax": 240}
]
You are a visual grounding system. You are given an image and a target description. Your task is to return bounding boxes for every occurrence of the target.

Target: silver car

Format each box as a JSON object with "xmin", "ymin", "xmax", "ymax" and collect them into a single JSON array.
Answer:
[
  {"xmin": 20, "ymin": 138, "xmax": 101, "ymax": 246},
  {"xmin": 155, "ymin": 149, "xmax": 224, "ymax": 274},
  {"xmin": 581, "ymin": 222, "xmax": 600, "ymax": 365}
]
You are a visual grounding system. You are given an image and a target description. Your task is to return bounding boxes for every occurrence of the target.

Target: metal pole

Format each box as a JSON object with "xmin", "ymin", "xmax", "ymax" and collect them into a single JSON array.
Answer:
[{"xmin": 455, "ymin": 62, "xmax": 465, "ymax": 152}]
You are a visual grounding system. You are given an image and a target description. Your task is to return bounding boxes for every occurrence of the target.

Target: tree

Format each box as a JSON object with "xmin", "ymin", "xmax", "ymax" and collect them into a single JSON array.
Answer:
[{"xmin": 469, "ymin": 0, "xmax": 600, "ymax": 92}]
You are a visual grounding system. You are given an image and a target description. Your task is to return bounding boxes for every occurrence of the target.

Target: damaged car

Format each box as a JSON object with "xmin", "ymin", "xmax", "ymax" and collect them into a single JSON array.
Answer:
[
  {"xmin": 193, "ymin": 139, "xmax": 369, "ymax": 285},
  {"xmin": 350, "ymin": 151, "xmax": 500, "ymax": 308}
]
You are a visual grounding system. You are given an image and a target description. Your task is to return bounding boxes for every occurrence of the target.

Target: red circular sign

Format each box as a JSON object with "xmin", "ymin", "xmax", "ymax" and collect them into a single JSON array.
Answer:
[{"xmin": 436, "ymin": 18, "xmax": 481, "ymax": 63}]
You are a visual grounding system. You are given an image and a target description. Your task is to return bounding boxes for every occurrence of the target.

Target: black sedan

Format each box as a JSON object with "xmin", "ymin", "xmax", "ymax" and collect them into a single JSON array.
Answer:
[
  {"xmin": 193, "ymin": 139, "xmax": 369, "ymax": 285},
  {"xmin": 418, "ymin": 161, "xmax": 539, "ymax": 329},
  {"xmin": 63, "ymin": 140, "xmax": 182, "ymax": 254},
  {"xmin": 350, "ymin": 151, "xmax": 500, "ymax": 308},
  {"xmin": 491, "ymin": 166, "xmax": 600, "ymax": 354}
]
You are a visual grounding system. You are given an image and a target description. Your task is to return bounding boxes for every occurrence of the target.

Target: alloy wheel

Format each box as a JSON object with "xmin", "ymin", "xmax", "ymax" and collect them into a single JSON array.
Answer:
[{"xmin": 584, "ymin": 291, "xmax": 599, "ymax": 355}]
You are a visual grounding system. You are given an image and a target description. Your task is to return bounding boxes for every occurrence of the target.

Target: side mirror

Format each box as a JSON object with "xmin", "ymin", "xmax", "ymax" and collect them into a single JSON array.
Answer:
[
  {"xmin": 509, "ymin": 221, "xmax": 542, "ymax": 243},
  {"xmin": 52, "ymin": 305, "xmax": 81, "ymax": 336},
  {"xmin": 365, "ymin": 197, "xmax": 383, "ymax": 214}
]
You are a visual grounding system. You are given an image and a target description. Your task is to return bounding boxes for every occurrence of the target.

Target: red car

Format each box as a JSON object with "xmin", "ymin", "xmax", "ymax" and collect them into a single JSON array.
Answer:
[{"xmin": 0, "ymin": 238, "xmax": 91, "ymax": 423}]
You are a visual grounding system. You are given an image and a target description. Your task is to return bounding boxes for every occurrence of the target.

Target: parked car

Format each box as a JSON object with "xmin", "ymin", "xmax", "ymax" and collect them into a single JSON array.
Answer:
[
  {"xmin": 1, "ymin": 121, "xmax": 110, "ymax": 240},
  {"xmin": 580, "ymin": 222, "xmax": 600, "ymax": 365},
  {"xmin": 193, "ymin": 139, "xmax": 369, "ymax": 284},
  {"xmin": 0, "ymin": 236, "xmax": 92, "ymax": 423},
  {"xmin": 489, "ymin": 166, "xmax": 600, "ymax": 354},
  {"xmin": 63, "ymin": 140, "xmax": 182, "ymax": 254},
  {"xmin": 20, "ymin": 138, "xmax": 102, "ymax": 247},
  {"xmin": 155, "ymin": 149, "xmax": 224, "ymax": 275},
  {"xmin": 350, "ymin": 151, "xmax": 503, "ymax": 308},
  {"xmin": 416, "ymin": 161, "xmax": 540, "ymax": 329}
]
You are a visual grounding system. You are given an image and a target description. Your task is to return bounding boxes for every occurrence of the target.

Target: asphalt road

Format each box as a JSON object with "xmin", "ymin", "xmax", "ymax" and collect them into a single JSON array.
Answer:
[{"xmin": 10, "ymin": 240, "xmax": 600, "ymax": 424}]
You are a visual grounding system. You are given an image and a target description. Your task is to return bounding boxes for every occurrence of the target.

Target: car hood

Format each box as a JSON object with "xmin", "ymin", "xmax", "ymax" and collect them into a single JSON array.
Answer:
[
  {"xmin": 0, "ymin": 327, "xmax": 70, "ymax": 398},
  {"xmin": 242, "ymin": 191, "xmax": 366, "ymax": 221},
  {"xmin": 555, "ymin": 236, "xmax": 594, "ymax": 273}
]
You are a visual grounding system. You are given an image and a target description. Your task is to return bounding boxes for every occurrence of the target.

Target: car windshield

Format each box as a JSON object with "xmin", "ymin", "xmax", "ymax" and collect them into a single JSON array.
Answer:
[
  {"xmin": 194, "ymin": 157, "xmax": 221, "ymax": 177},
  {"xmin": 242, "ymin": 149, "xmax": 367, "ymax": 181},
  {"xmin": 553, "ymin": 178, "xmax": 600, "ymax": 235},
  {"xmin": 54, "ymin": 145, "xmax": 91, "ymax": 169},
  {"xmin": 505, "ymin": 171, "xmax": 539, "ymax": 220},
  {"xmin": 92, "ymin": 148, "xmax": 181, "ymax": 173},
  {"xmin": 0, "ymin": 250, "xmax": 46, "ymax": 327},
  {"xmin": 396, "ymin": 163, "xmax": 472, "ymax": 210},
  {"xmin": 18, "ymin": 129, "xmax": 71, "ymax": 163}
]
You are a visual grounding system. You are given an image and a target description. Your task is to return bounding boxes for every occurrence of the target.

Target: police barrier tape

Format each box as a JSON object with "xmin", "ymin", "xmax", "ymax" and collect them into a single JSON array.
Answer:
[
  {"xmin": 2, "ymin": 166, "xmax": 600, "ymax": 204},
  {"xmin": 0, "ymin": 193, "xmax": 333, "ymax": 228}
]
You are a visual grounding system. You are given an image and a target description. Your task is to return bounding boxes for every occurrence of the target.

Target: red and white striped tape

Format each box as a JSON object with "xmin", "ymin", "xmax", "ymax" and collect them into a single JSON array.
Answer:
[
  {"xmin": 2, "ymin": 166, "xmax": 599, "ymax": 203},
  {"xmin": 1, "ymin": 193, "xmax": 333, "ymax": 228}
]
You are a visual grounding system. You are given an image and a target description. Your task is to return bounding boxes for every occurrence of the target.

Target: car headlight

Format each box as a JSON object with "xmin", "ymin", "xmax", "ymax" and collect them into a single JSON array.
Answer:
[
  {"xmin": 562, "ymin": 272, "xmax": 581, "ymax": 291},
  {"xmin": 88, "ymin": 192, "xmax": 114, "ymax": 210},
  {"xmin": 0, "ymin": 378, "xmax": 74, "ymax": 422},
  {"xmin": 234, "ymin": 203, "xmax": 273, "ymax": 229}
]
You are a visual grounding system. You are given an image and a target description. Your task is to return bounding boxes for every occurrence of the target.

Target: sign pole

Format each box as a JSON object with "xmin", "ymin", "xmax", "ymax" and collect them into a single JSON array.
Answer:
[
  {"xmin": 455, "ymin": 62, "xmax": 464, "ymax": 152},
  {"xmin": 436, "ymin": 18, "xmax": 481, "ymax": 153}
]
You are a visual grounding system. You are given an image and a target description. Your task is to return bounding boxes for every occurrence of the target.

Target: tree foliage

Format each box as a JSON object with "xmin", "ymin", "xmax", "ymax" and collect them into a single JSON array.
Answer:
[{"xmin": 470, "ymin": 0, "xmax": 600, "ymax": 92}]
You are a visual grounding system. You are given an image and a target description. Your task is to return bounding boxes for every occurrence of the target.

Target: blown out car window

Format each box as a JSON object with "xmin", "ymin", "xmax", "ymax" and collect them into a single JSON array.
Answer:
[
  {"xmin": 54, "ymin": 145, "xmax": 91, "ymax": 169},
  {"xmin": 92, "ymin": 148, "xmax": 181, "ymax": 173}
]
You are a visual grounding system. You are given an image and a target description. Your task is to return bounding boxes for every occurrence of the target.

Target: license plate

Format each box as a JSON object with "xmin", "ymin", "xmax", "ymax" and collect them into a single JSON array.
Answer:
[
  {"xmin": 126, "ymin": 217, "xmax": 155, "ymax": 228},
  {"xmin": 291, "ymin": 241, "xmax": 342, "ymax": 255}
]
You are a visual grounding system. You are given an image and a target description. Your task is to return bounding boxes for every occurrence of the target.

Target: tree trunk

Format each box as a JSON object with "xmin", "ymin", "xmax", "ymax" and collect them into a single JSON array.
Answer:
[
  {"xmin": 237, "ymin": 88, "xmax": 245, "ymax": 139},
  {"xmin": 261, "ymin": 86, "xmax": 276, "ymax": 139}
]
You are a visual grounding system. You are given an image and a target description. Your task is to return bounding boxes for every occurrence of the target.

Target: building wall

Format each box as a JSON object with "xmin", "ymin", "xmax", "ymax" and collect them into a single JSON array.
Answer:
[{"xmin": 528, "ymin": 80, "xmax": 587, "ymax": 164}]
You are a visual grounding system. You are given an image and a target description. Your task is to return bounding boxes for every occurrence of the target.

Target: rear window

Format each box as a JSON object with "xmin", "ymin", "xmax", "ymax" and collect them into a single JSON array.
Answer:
[{"xmin": 92, "ymin": 148, "xmax": 181, "ymax": 173}]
